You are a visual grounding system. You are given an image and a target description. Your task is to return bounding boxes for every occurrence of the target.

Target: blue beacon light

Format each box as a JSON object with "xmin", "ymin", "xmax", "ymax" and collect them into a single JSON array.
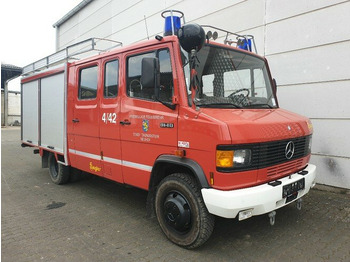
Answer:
[
  {"xmin": 161, "ymin": 10, "xmax": 184, "ymax": 36},
  {"xmin": 237, "ymin": 36, "xmax": 253, "ymax": 52}
]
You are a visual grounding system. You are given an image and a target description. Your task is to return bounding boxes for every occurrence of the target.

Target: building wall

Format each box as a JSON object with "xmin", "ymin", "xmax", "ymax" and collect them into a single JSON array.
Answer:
[
  {"xmin": 1, "ymin": 91, "xmax": 21, "ymax": 126},
  {"xmin": 55, "ymin": 0, "xmax": 350, "ymax": 188}
]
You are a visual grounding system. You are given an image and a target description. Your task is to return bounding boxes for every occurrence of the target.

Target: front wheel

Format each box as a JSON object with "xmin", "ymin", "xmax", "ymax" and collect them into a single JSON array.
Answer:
[
  {"xmin": 155, "ymin": 173, "xmax": 215, "ymax": 249},
  {"xmin": 48, "ymin": 153, "xmax": 70, "ymax": 185}
]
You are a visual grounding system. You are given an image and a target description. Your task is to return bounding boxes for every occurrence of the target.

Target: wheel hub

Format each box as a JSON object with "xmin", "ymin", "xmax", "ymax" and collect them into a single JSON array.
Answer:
[{"xmin": 163, "ymin": 192, "xmax": 191, "ymax": 233}]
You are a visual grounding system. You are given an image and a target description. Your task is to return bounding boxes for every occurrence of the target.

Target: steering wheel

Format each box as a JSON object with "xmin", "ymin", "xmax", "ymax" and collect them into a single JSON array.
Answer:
[
  {"xmin": 129, "ymin": 79, "xmax": 142, "ymax": 91},
  {"xmin": 228, "ymin": 88, "xmax": 250, "ymax": 98}
]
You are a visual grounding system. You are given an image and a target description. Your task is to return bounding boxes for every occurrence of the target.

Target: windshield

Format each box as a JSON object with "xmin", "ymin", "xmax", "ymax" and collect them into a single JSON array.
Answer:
[{"xmin": 185, "ymin": 44, "xmax": 277, "ymax": 109}]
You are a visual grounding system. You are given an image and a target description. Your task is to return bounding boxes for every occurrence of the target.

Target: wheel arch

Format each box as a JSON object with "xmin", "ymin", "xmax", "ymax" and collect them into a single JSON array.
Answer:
[
  {"xmin": 146, "ymin": 155, "xmax": 210, "ymax": 217},
  {"xmin": 150, "ymin": 155, "xmax": 210, "ymax": 189}
]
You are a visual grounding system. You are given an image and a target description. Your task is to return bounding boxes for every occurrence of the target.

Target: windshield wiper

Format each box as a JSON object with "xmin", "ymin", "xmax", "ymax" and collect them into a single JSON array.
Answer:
[
  {"xmin": 196, "ymin": 102, "xmax": 241, "ymax": 108},
  {"xmin": 245, "ymin": 103, "xmax": 275, "ymax": 109}
]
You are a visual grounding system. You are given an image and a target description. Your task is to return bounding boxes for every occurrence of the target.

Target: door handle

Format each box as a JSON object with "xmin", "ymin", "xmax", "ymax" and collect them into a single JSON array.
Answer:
[
  {"xmin": 72, "ymin": 118, "xmax": 80, "ymax": 123},
  {"xmin": 120, "ymin": 120, "xmax": 131, "ymax": 126}
]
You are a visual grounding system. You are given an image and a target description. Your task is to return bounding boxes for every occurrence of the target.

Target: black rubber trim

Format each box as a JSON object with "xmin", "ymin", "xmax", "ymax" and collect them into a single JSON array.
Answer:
[
  {"xmin": 268, "ymin": 180, "xmax": 282, "ymax": 187},
  {"xmin": 298, "ymin": 170, "xmax": 308, "ymax": 176},
  {"xmin": 154, "ymin": 155, "xmax": 210, "ymax": 188}
]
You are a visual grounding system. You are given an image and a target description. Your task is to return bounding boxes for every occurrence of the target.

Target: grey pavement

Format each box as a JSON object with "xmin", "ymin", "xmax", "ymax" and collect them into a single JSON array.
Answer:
[{"xmin": 2, "ymin": 127, "xmax": 350, "ymax": 262}]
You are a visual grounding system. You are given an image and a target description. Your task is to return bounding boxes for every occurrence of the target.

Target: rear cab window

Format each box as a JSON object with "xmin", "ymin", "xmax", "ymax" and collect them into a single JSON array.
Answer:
[{"xmin": 78, "ymin": 66, "xmax": 98, "ymax": 100}]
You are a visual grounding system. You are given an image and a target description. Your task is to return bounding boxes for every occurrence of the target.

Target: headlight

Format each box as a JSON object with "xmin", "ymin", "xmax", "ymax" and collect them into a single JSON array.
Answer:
[
  {"xmin": 216, "ymin": 149, "xmax": 251, "ymax": 168},
  {"xmin": 233, "ymin": 149, "xmax": 251, "ymax": 167}
]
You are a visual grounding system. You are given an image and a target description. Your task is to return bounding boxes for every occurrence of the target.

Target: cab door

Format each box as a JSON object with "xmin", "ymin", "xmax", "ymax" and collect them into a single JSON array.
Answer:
[
  {"xmin": 70, "ymin": 61, "xmax": 103, "ymax": 175},
  {"xmin": 119, "ymin": 46, "xmax": 179, "ymax": 190},
  {"xmin": 99, "ymin": 57, "xmax": 123, "ymax": 183}
]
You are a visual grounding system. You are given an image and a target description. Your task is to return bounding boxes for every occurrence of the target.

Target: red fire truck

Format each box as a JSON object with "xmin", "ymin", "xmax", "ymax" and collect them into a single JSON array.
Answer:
[{"xmin": 21, "ymin": 11, "xmax": 316, "ymax": 248}]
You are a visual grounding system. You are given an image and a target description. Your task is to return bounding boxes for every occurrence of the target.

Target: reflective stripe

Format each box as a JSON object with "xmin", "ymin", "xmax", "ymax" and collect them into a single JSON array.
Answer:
[
  {"xmin": 104, "ymin": 156, "xmax": 122, "ymax": 165},
  {"xmin": 68, "ymin": 149, "xmax": 152, "ymax": 172},
  {"xmin": 122, "ymin": 160, "xmax": 152, "ymax": 172},
  {"xmin": 69, "ymin": 149, "xmax": 100, "ymax": 160}
]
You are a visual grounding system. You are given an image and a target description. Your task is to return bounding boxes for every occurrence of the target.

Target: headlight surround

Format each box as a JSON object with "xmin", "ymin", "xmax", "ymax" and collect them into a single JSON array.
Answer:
[
  {"xmin": 308, "ymin": 135, "xmax": 313, "ymax": 154},
  {"xmin": 216, "ymin": 149, "xmax": 252, "ymax": 168}
]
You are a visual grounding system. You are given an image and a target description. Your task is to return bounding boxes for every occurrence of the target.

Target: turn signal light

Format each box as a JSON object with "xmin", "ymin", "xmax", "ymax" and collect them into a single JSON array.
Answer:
[
  {"xmin": 175, "ymin": 149, "xmax": 186, "ymax": 157},
  {"xmin": 216, "ymin": 150, "xmax": 233, "ymax": 168}
]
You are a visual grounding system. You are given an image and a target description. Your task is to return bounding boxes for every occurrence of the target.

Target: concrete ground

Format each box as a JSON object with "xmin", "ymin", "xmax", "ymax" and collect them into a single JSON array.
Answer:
[{"xmin": 2, "ymin": 127, "xmax": 350, "ymax": 262}]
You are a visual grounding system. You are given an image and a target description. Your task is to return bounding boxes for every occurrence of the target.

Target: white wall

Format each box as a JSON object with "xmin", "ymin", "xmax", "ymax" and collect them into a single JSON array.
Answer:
[
  {"xmin": 7, "ymin": 92, "xmax": 21, "ymax": 125},
  {"xmin": 56, "ymin": 0, "xmax": 350, "ymax": 188},
  {"xmin": 265, "ymin": 0, "xmax": 350, "ymax": 189}
]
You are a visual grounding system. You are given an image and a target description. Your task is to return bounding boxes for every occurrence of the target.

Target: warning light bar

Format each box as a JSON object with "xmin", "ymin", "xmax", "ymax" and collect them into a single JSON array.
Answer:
[
  {"xmin": 161, "ymin": 10, "xmax": 185, "ymax": 36},
  {"xmin": 237, "ymin": 36, "xmax": 253, "ymax": 52},
  {"xmin": 201, "ymin": 25, "xmax": 258, "ymax": 54}
]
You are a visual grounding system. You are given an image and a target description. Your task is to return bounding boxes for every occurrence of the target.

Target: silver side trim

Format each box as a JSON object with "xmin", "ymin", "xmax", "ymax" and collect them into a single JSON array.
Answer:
[
  {"xmin": 104, "ymin": 156, "xmax": 122, "ymax": 165},
  {"xmin": 68, "ymin": 149, "xmax": 152, "ymax": 172},
  {"xmin": 122, "ymin": 160, "xmax": 152, "ymax": 172},
  {"xmin": 69, "ymin": 149, "xmax": 100, "ymax": 161}
]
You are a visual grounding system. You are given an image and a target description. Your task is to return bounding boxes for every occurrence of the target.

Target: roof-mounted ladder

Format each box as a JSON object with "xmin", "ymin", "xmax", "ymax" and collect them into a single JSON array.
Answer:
[{"xmin": 22, "ymin": 38, "xmax": 122, "ymax": 76}]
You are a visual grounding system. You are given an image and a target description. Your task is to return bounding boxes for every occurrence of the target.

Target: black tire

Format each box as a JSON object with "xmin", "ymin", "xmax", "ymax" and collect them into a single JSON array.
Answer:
[
  {"xmin": 48, "ymin": 153, "xmax": 70, "ymax": 185},
  {"xmin": 155, "ymin": 173, "xmax": 215, "ymax": 249}
]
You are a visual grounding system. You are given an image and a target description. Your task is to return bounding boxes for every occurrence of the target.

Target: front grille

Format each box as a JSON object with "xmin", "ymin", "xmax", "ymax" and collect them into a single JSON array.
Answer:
[
  {"xmin": 267, "ymin": 159, "xmax": 303, "ymax": 177},
  {"xmin": 217, "ymin": 135, "xmax": 311, "ymax": 172}
]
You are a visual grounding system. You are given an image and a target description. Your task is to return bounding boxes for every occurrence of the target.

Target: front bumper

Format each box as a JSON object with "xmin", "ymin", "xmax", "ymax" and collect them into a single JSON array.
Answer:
[{"xmin": 201, "ymin": 164, "xmax": 316, "ymax": 219}]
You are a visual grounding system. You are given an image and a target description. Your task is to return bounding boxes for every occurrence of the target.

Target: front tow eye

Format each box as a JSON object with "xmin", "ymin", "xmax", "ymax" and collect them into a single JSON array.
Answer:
[
  {"xmin": 296, "ymin": 198, "xmax": 302, "ymax": 210},
  {"xmin": 268, "ymin": 211, "xmax": 276, "ymax": 226}
]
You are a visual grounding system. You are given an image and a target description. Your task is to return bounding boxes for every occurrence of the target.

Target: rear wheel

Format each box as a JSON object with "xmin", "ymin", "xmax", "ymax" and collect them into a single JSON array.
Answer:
[
  {"xmin": 155, "ymin": 173, "xmax": 215, "ymax": 249},
  {"xmin": 48, "ymin": 153, "xmax": 70, "ymax": 185}
]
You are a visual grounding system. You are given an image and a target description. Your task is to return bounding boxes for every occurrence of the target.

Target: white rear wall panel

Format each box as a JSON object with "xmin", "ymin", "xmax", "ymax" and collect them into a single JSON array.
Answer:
[
  {"xmin": 22, "ymin": 80, "xmax": 39, "ymax": 146},
  {"xmin": 41, "ymin": 73, "xmax": 65, "ymax": 153}
]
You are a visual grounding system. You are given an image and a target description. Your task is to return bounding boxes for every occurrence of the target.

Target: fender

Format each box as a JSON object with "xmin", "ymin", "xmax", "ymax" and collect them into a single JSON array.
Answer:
[
  {"xmin": 146, "ymin": 154, "xmax": 210, "ymax": 217},
  {"xmin": 151, "ymin": 155, "xmax": 210, "ymax": 189}
]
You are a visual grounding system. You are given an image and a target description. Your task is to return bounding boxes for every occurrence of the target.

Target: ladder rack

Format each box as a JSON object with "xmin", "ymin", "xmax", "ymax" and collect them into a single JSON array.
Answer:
[
  {"xmin": 22, "ymin": 38, "xmax": 122, "ymax": 76},
  {"xmin": 201, "ymin": 25, "xmax": 258, "ymax": 54}
]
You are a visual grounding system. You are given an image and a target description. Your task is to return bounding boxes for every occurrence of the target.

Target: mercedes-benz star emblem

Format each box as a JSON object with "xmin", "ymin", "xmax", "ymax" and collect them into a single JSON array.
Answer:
[{"xmin": 285, "ymin": 141, "xmax": 295, "ymax": 159}]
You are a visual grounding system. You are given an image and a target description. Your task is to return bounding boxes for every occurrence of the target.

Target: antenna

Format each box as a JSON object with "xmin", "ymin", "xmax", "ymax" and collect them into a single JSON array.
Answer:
[{"xmin": 144, "ymin": 15, "xmax": 150, "ymax": 40}]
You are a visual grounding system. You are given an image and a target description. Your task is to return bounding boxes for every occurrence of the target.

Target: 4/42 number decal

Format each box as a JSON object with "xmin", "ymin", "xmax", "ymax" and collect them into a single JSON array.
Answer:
[{"xmin": 102, "ymin": 113, "xmax": 117, "ymax": 124}]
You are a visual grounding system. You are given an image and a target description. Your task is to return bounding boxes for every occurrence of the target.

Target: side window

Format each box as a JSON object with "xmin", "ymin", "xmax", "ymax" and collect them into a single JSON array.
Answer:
[
  {"xmin": 127, "ymin": 49, "xmax": 174, "ymax": 102},
  {"xmin": 158, "ymin": 49, "xmax": 174, "ymax": 102},
  {"xmin": 127, "ymin": 52, "xmax": 155, "ymax": 99},
  {"xmin": 79, "ymin": 66, "xmax": 98, "ymax": 100},
  {"xmin": 104, "ymin": 60, "xmax": 119, "ymax": 98}
]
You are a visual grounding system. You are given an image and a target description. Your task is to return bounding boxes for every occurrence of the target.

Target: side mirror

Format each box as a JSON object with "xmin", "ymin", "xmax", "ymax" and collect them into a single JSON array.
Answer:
[
  {"xmin": 141, "ymin": 57, "xmax": 176, "ymax": 110},
  {"xmin": 141, "ymin": 57, "xmax": 160, "ymax": 89},
  {"xmin": 272, "ymin": 78, "xmax": 277, "ymax": 94}
]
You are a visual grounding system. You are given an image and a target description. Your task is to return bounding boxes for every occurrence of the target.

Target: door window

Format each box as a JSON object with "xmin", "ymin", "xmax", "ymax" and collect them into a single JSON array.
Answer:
[
  {"xmin": 126, "ymin": 49, "xmax": 174, "ymax": 102},
  {"xmin": 78, "ymin": 66, "xmax": 98, "ymax": 100},
  {"xmin": 104, "ymin": 60, "xmax": 119, "ymax": 98}
]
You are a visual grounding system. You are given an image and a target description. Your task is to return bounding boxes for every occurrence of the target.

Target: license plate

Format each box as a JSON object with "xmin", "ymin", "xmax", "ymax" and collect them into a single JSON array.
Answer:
[{"xmin": 283, "ymin": 178, "xmax": 305, "ymax": 203}]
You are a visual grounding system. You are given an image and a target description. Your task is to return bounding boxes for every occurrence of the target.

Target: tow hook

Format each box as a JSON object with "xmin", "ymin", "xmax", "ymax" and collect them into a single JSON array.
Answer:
[
  {"xmin": 268, "ymin": 211, "xmax": 276, "ymax": 226},
  {"xmin": 296, "ymin": 198, "xmax": 302, "ymax": 210}
]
